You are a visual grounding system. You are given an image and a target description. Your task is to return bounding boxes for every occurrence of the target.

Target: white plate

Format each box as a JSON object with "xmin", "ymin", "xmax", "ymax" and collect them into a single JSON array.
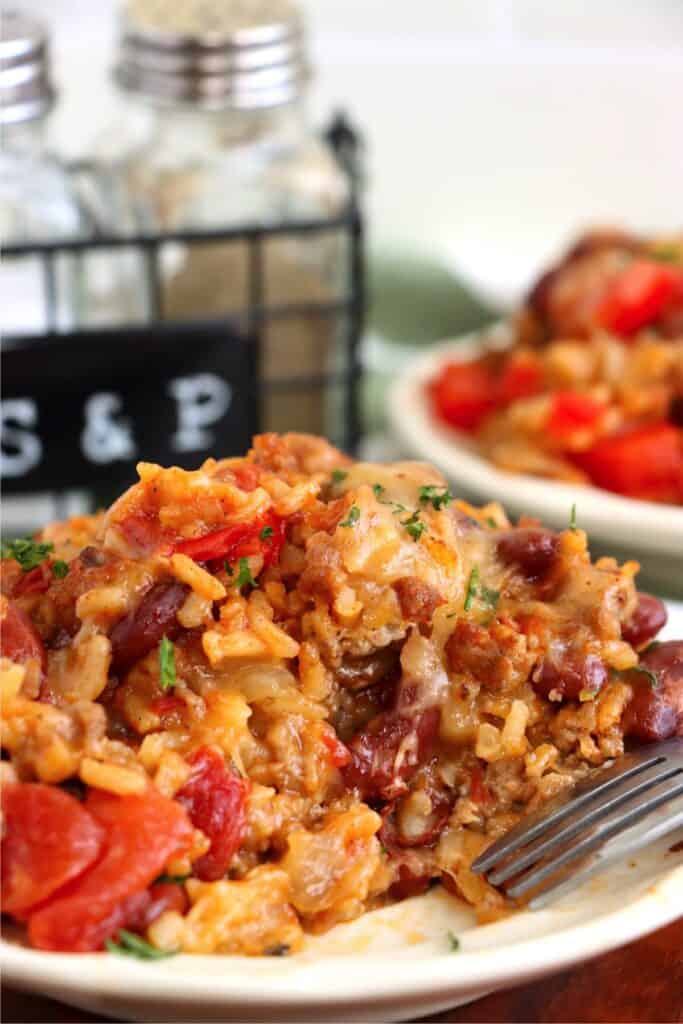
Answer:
[
  {"xmin": 388, "ymin": 331, "xmax": 683, "ymax": 595},
  {"xmin": 2, "ymin": 609, "xmax": 683, "ymax": 1023}
]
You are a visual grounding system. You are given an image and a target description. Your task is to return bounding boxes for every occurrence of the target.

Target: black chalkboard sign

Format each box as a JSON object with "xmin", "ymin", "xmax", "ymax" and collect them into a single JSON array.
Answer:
[{"xmin": 1, "ymin": 321, "xmax": 258, "ymax": 500}]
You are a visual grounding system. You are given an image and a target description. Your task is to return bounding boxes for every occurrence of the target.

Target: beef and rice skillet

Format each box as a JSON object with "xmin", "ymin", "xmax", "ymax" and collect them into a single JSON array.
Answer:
[{"xmin": 1, "ymin": 433, "xmax": 681, "ymax": 956}]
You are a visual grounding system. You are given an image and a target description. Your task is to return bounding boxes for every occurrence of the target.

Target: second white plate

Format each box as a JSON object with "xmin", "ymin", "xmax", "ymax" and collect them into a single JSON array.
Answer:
[{"xmin": 388, "ymin": 332, "xmax": 683, "ymax": 594}]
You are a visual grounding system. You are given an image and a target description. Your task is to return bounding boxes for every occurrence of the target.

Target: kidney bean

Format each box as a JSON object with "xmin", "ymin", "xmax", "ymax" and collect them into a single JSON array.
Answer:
[
  {"xmin": 109, "ymin": 582, "xmax": 188, "ymax": 674},
  {"xmin": 497, "ymin": 529, "xmax": 559, "ymax": 583},
  {"xmin": 379, "ymin": 786, "xmax": 451, "ymax": 850},
  {"xmin": 533, "ymin": 649, "xmax": 607, "ymax": 701},
  {"xmin": 622, "ymin": 593, "xmax": 668, "ymax": 649},
  {"xmin": 623, "ymin": 641, "xmax": 683, "ymax": 742},
  {"xmin": 336, "ymin": 645, "xmax": 401, "ymax": 692},
  {"xmin": 119, "ymin": 882, "xmax": 188, "ymax": 933},
  {"xmin": 388, "ymin": 864, "xmax": 433, "ymax": 900},
  {"xmin": 343, "ymin": 708, "xmax": 440, "ymax": 801}
]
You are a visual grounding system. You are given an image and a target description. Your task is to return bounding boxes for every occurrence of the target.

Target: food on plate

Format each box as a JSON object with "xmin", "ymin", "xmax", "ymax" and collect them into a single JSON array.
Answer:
[
  {"xmin": 1, "ymin": 433, "xmax": 681, "ymax": 957},
  {"xmin": 429, "ymin": 230, "xmax": 683, "ymax": 503}
]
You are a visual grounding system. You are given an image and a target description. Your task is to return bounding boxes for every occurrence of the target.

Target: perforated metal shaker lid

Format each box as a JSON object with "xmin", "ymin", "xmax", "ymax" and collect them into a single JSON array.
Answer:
[
  {"xmin": 0, "ymin": 9, "xmax": 55, "ymax": 124},
  {"xmin": 115, "ymin": 0, "xmax": 309, "ymax": 110}
]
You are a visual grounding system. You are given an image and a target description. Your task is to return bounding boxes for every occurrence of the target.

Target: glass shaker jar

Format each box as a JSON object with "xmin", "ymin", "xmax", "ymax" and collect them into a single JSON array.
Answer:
[
  {"xmin": 0, "ymin": 9, "xmax": 86, "ymax": 338},
  {"xmin": 95, "ymin": 0, "xmax": 351, "ymax": 440}
]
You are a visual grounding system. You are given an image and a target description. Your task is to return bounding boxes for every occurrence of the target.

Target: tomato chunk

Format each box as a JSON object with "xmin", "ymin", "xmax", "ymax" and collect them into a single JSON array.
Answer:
[
  {"xmin": 430, "ymin": 360, "xmax": 498, "ymax": 432},
  {"xmin": 547, "ymin": 392, "xmax": 606, "ymax": 440},
  {"xmin": 596, "ymin": 259, "xmax": 680, "ymax": 337},
  {"xmin": 1, "ymin": 784, "xmax": 104, "ymax": 917},
  {"xmin": 498, "ymin": 355, "xmax": 543, "ymax": 404},
  {"xmin": 573, "ymin": 424, "xmax": 683, "ymax": 502},
  {"xmin": 174, "ymin": 512, "xmax": 285, "ymax": 570},
  {"xmin": 28, "ymin": 786, "xmax": 193, "ymax": 952},
  {"xmin": 176, "ymin": 747, "xmax": 248, "ymax": 882},
  {"xmin": 0, "ymin": 597, "xmax": 46, "ymax": 671}
]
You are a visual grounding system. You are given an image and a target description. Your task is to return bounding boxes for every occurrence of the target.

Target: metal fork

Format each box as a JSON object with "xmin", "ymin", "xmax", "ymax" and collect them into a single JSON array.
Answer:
[{"xmin": 471, "ymin": 737, "xmax": 683, "ymax": 909}]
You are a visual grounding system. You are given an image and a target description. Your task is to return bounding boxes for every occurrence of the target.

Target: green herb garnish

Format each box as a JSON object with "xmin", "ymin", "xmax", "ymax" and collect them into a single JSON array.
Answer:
[
  {"xmin": 372, "ymin": 483, "xmax": 385, "ymax": 499},
  {"xmin": 631, "ymin": 664, "xmax": 659, "ymax": 689},
  {"xmin": 105, "ymin": 929, "xmax": 176, "ymax": 960},
  {"xmin": 235, "ymin": 556, "xmax": 257, "ymax": 589},
  {"xmin": 224, "ymin": 560, "xmax": 234, "ymax": 576},
  {"xmin": 155, "ymin": 873, "xmax": 190, "ymax": 886},
  {"xmin": 52, "ymin": 560, "xmax": 69, "ymax": 579},
  {"xmin": 1, "ymin": 538, "xmax": 54, "ymax": 572},
  {"xmin": 463, "ymin": 565, "xmax": 480, "ymax": 611},
  {"xmin": 259, "ymin": 525, "xmax": 274, "ymax": 541},
  {"xmin": 339, "ymin": 505, "xmax": 360, "ymax": 528},
  {"xmin": 159, "ymin": 636, "xmax": 176, "ymax": 691},
  {"xmin": 331, "ymin": 469, "xmax": 348, "ymax": 484},
  {"xmin": 418, "ymin": 485, "xmax": 452, "ymax": 511},
  {"xmin": 447, "ymin": 931, "xmax": 460, "ymax": 952},
  {"xmin": 401, "ymin": 510, "xmax": 426, "ymax": 542},
  {"xmin": 479, "ymin": 584, "xmax": 500, "ymax": 609},
  {"xmin": 486, "ymin": 516, "xmax": 497, "ymax": 529},
  {"xmin": 569, "ymin": 503, "xmax": 577, "ymax": 531}
]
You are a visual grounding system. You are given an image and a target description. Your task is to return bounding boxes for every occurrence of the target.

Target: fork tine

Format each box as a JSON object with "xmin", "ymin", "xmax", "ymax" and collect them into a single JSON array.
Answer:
[
  {"xmin": 470, "ymin": 747, "xmax": 665, "ymax": 874},
  {"xmin": 505, "ymin": 774, "xmax": 683, "ymax": 899},
  {"xmin": 486, "ymin": 760, "xmax": 682, "ymax": 885},
  {"xmin": 528, "ymin": 797, "xmax": 683, "ymax": 910}
]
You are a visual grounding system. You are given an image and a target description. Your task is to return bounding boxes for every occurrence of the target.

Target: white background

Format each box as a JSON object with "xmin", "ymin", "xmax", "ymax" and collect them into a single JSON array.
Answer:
[{"xmin": 17, "ymin": 0, "xmax": 683, "ymax": 303}]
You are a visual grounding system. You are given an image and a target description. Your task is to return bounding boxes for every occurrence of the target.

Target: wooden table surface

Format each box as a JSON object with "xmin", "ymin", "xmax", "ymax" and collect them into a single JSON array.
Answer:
[{"xmin": 3, "ymin": 916, "xmax": 681, "ymax": 1024}]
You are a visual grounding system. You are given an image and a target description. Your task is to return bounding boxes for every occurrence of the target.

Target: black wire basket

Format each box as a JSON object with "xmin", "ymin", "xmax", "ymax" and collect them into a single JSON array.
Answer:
[{"xmin": 1, "ymin": 114, "xmax": 365, "ymax": 516}]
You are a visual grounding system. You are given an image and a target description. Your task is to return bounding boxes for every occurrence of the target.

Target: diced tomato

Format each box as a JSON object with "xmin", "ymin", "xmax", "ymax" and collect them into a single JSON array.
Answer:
[
  {"xmin": 430, "ymin": 360, "xmax": 498, "ymax": 432},
  {"xmin": 596, "ymin": 259, "xmax": 680, "ymax": 337},
  {"xmin": 231, "ymin": 464, "xmax": 261, "ymax": 492},
  {"xmin": 12, "ymin": 565, "xmax": 51, "ymax": 597},
  {"xmin": 28, "ymin": 786, "xmax": 194, "ymax": 952},
  {"xmin": 573, "ymin": 424, "xmax": 683, "ymax": 502},
  {"xmin": 547, "ymin": 391, "xmax": 606, "ymax": 439},
  {"xmin": 469, "ymin": 763, "xmax": 492, "ymax": 806},
  {"xmin": 498, "ymin": 356, "xmax": 543, "ymax": 404},
  {"xmin": 1, "ymin": 784, "xmax": 105, "ymax": 918},
  {"xmin": 174, "ymin": 511, "xmax": 286, "ymax": 570},
  {"xmin": 176, "ymin": 747, "xmax": 248, "ymax": 883},
  {"xmin": 321, "ymin": 727, "xmax": 352, "ymax": 768},
  {"xmin": 0, "ymin": 597, "xmax": 46, "ymax": 671}
]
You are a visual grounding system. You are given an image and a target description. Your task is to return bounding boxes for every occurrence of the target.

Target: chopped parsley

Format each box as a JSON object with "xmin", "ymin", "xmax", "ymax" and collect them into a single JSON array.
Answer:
[
  {"xmin": 462, "ymin": 567, "xmax": 499, "ymax": 612},
  {"xmin": 331, "ymin": 468, "xmax": 348, "ymax": 484},
  {"xmin": 463, "ymin": 566, "xmax": 480, "ymax": 611},
  {"xmin": 630, "ymin": 664, "xmax": 659, "ymax": 689},
  {"xmin": 339, "ymin": 505, "xmax": 360, "ymax": 528},
  {"xmin": 52, "ymin": 560, "xmax": 69, "ymax": 579},
  {"xmin": 569, "ymin": 503, "xmax": 577, "ymax": 531},
  {"xmin": 158, "ymin": 636, "xmax": 176, "ymax": 691},
  {"xmin": 224, "ymin": 560, "xmax": 234, "ymax": 576},
  {"xmin": 372, "ymin": 482, "xmax": 385, "ymax": 499},
  {"xmin": 418, "ymin": 485, "xmax": 452, "ymax": 511},
  {"xmin": 486, "ymin": 516, "xmax": 497, "ymax": 529},
  {"xmin": 155, "ymin": 873, "xmax": 190, "ymax": 886},
  {"xmin": 480, "ymin": 584, "xmax": 500, "ymax": 609},
  {"xmin": 1, "ymin": 538, "xmax": 54, "ymax": 572},
  {"xmin": 447, "ymin": 931, "xmax": 461, "ymax": 952},
  {"xmin": 235, "ymin": 556, "xmax": 257, "ymax": 589},
  {"xmin": 401, "ymin": 510, "xmax": 426, "ymax": 542},
  {"xmin": 259, "ymin": 525, "xmax": 274, "ymax": 541},
  {"xmin": 106, "ymin": 929, "xmax": 176, "ymax": 960}
]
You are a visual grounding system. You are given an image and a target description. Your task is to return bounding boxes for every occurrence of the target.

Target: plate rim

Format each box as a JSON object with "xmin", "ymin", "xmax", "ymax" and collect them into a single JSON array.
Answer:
[
  {"xmin": 387, "ymin": 330, "xmax": 683, "ymax": 553},
  {"xmin": 2, "ymin": 859, "xmax": 682, "ymax": 1008}
]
